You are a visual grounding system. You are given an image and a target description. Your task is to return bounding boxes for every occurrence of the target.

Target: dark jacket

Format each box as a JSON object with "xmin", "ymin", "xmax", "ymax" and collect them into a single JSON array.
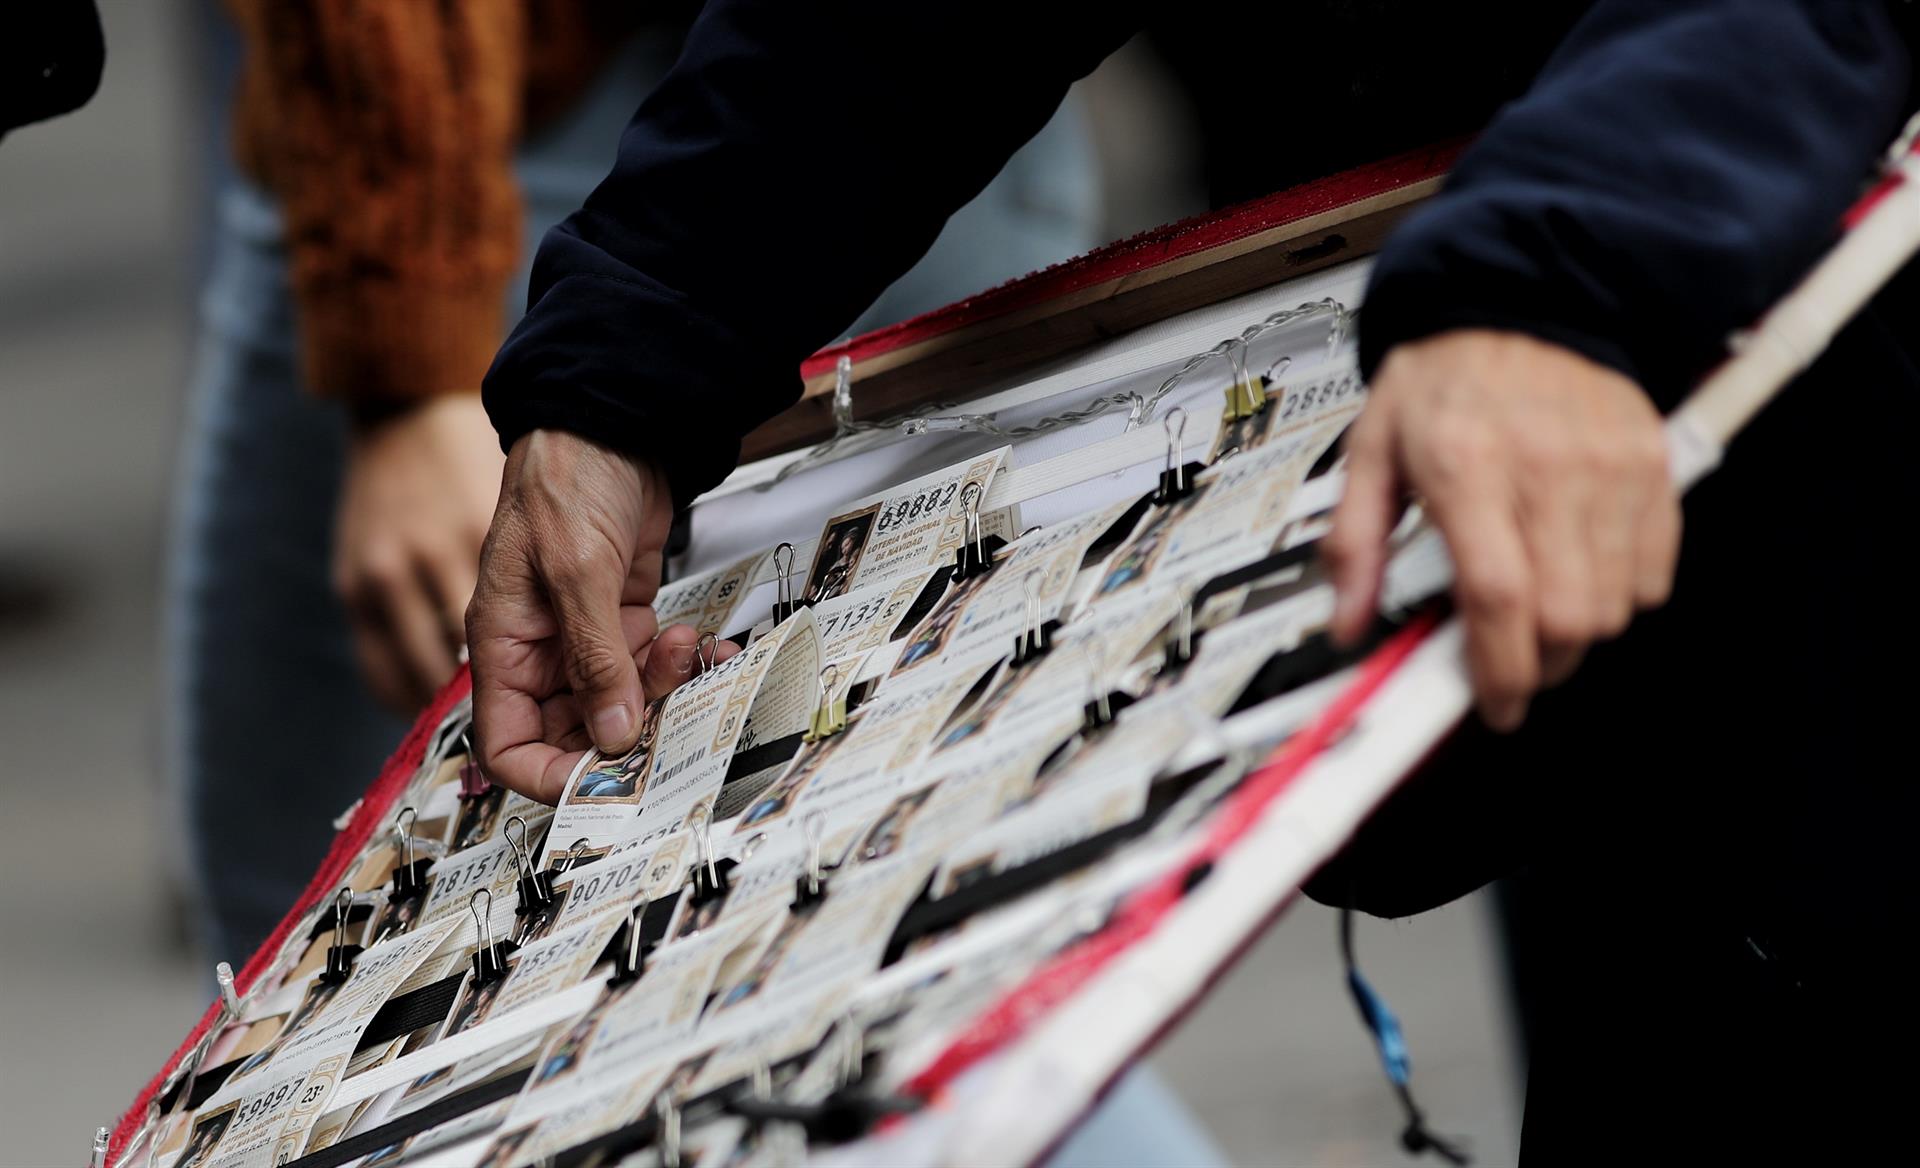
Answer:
[
  {"xmin": 482, "ymin": 2, "xmax": 1918, "ymax": 1159},
  {"xmin": 1, "ymin": 1, "xmax": 103, "ymax": 140},
  {"xmin": 483, "ymin": 0, "xmax": 1910, "ymax": 505}
]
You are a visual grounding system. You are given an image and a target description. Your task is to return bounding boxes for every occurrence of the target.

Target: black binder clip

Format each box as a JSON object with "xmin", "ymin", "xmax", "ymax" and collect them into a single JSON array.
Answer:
[
  {"xmin": 468, "ymin": 889, "xmax": 512, "ymax": 985},
  {"xmin": 505, "ymin": 815, "xmax": 557, "ymax": 915},
  {"xmin": 388, "ymin": 807, "xmax": 432, "ymax": 900},
  {"xmin": 791, "ymin": 812, "xmax": 833, "ymax": 912},
  {"xmin": 770, "ymin": 542, "xmax": 807, "ymax": 623},
  {"xmin": 1009, "ymin": 574, "xmax": 1058, "ymax": 667},
  {"xmin": 607, "ymin": 904, "xmax": 651, "ymax": 988},
  {"xmin": 319, "ymin": 888, "xmax": 361, "ymax": 986},
  {"xmin": 1155, "ymin": 408, "xmax": 1198, "ymax": 505},
  {"xmin": 950, "ymin": 482, "xmax": 997, "ymax": 581}
]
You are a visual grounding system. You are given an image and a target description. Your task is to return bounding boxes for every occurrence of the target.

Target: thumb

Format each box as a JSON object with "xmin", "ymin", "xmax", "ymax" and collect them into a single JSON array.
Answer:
[
  {"xmin": 1324, "ymin": 402, "xmax": 1399, "ymax": 645},
  {"xmin": 548, "ymin": 552, "xmax": 646, "ymax": 755}
]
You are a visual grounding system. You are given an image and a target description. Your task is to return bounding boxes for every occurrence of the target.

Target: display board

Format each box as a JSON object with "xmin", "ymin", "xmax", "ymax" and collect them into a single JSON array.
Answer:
[{"xmin": 101, "ymin": 127, "xmax": 1920, "ymax": 1168}]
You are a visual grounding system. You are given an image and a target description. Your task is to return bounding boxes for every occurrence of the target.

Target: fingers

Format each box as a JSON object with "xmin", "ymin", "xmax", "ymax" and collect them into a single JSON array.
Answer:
[
  {"xmin": 546, "ymin": 541, "xmax": 648, "ymax": 757},
  {"xmin": 640, "ymin": 625, "xmax": 743, "ymax": 702},
  {"xmin": 1516, "ymin": 450, "xmax": 1593, "ymax": 689},
  {"xmin": 1325, "ymin": 399, "xmax": 1398, "ymax": 645},
  {"xmin": 1427, "ymin": 481, "xmax": 1538, "ymax": 732},
  {"xmin": 1633, "ymin": 444, "xmax": 1682, "ymax": 611}
]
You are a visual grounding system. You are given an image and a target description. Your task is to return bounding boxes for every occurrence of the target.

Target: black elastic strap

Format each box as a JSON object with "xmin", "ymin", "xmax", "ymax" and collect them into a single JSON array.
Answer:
[
  {"xmin": 353, "ymin": 973, "xmax": 464, "ymax": 1052},
  {"xmin": 285, "ymin": 1067, "xmax": 532, "ymax": 1168},
  {"xmin": 724, "ymin": 732, "xmax": 806, "ymax": 782}
]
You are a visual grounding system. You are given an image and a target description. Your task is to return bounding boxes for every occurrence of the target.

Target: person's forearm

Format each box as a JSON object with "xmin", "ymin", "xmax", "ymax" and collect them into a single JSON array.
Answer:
[
  {"xmin": 1360, "ymin": 0, "xmax": 1912, "ymax": 405},
  {"xmin": 229, "ymin": 0, "xmax": 525, "ymax": 415},
  {"xmin": 482, "ymin": 0, "xmax": 1146, "ymax": 507}
]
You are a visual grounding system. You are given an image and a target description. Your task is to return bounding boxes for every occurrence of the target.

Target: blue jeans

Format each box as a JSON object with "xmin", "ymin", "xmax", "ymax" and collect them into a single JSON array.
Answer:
[{"xmin": 163, "ymin": 35, "xmax": 1221, "ymax": 1168}]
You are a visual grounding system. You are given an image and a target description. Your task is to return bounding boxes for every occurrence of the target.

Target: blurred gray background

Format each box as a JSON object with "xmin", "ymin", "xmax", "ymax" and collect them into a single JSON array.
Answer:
[{"xmin": 0, "ymin": 3, "xmax": 1520, "ymax": 1163}]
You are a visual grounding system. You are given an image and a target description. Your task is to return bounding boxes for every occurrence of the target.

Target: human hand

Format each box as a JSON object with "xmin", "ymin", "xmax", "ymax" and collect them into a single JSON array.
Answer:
[
  {"xmin": 465, "ymin": 429, "xmax": 739, "ymax": 802},
  {"xmin": 334, "ymin": 394, "xmax": 503, "ymax": 713},
  {"xmin": 1326, "ymin": 329, "xmax": 1679, "ymax": 731}
]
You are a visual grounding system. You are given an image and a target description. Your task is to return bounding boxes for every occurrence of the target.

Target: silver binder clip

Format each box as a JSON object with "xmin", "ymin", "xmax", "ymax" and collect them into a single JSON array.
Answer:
[
  {"xmin": 320, "ymin": 887, "xmax": 360, "ymax": 985},
  {"xmin": 390, "ymin": 806, "xmax": 430, "ymax": 898},
  {"xmin": 504, "ymin": 815, "xmax": 555, "ymax": 914},
  {"xmin": 803, "ymin": 665, "xmax": 848, "ymax": 743},
  {"xmin": 951, "ymin": 482, "xmax": 995, "ymax": 580},
  {"xmin": 655, "ymin": 1092, "xmax": 683, "ymax": 1168},
  {"xmin": 468, "ymin": 888, "xmax": 511, "ymax": 984},
  {"xmin": 1011, "ymin": 572, "xmax": 1056, "ymax": 666},
  {"xmin": 698, "ymin": 631, "xmax": 721, "ymax": 673},
  {"xmin": 688, "ymin": 805, "xmax": 729, "ymax": 905},
  {"xmin": 608, "ymin": 903, "xmax": 649, "ymax": 987},
  {"xmin": 1165, "ymin": 597, "xmax": 1199, "ymax": 669},
  {"xmin": 772, "ymin": 542, "xmax": 804, "ymax": 621},
  {"xmin": 1156, "ymin": 408, "xmax": 1195, "ymax": 504},
  {"xmin": 792, "ymin": 811, "xmax": 831, "ymax": 911}
]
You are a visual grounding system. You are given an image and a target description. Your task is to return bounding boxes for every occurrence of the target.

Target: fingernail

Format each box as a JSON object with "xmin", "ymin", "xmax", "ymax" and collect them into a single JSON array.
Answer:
[
  {"xmin": 670, "ymin": 642, "xmax": 696, "ymax": 674},
  {"xmin": 589, "ymin": 703, "xmax": 634, "ymax": 751}
]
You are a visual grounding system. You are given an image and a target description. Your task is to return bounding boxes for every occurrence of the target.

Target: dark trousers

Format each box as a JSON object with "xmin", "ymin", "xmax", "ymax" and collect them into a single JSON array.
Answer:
[{"xmin": 1309, "ymin": 265, "xmax": 1920, "ymax": 1162}]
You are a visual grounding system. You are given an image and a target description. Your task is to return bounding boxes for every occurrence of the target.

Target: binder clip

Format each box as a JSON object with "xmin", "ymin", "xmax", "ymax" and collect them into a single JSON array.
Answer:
[
  {"xmin": 770, "ymin": 542, "xmax": 807, "ymax": 622},
  {"xmin": 950, "ymin": 482, "xmax": 996, "ymax": 581},
  {"xmin": 1010, "ymin": 574, "xmax": 1058, "ymax": 667},
  {"xmin": 388, "ymin": 807, "xmax": 432, "ymax": 900},
  {"xmin": 607, "ymin": 904, "xmax": 651, "ymax": 988},
  {"xmin": 505, "ymin": 815, "xmax": 556, "ymax": 915},
  {"xmin": 698, "ymin": 632, "xmax": 721, "ymax": 674},
  {"xmin": 1077, "ymin": 648, "xmax": 1133, "ymax": 735},
  {"xmin": 791, "ymin": 812, "xmax": 833, "ymax": 912},
  {"xmin": 1220, "ymin": 343, "xmax": 1273, "ymax": 422},
  {"xmin": 686, "ymin": 805, "xmax": 731, "ymax": 907},
  {"xmin": 803, "ymin": 665, "xmax": 848, "ymax": 743},
  {"xmin": 468, "ymin": 889, "xmax": 512, "ymax": 985},
  {"xmin": 1155, "ymin": 409, "xmax": 1197, "ymax": 505},
  {"xmin": 457, "ymin": 729, "xmax": 490, "ymax": 800},
  {"xmin": 655, "ymin": 1093, "xmax": 683, "ymax": 1168},
  {"xmin": 1163, "ymin": 598, "xmax": 1202, "ymax": 671},
  {"xmin": 319, "ymin": 887, "xmax": 361, "ymax": 986}
]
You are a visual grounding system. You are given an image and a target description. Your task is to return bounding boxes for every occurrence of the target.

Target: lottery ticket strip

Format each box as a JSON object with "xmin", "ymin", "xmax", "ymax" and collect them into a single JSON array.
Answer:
[{"xmin": 104, "ymin": 126, "xmax": 1920, "ymax": 1168}]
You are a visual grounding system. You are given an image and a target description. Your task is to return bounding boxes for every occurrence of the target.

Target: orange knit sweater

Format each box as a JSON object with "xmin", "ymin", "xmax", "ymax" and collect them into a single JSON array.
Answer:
[{"xmin": 226, "ymin": 1, "xmax": 640, "ymax": 415}]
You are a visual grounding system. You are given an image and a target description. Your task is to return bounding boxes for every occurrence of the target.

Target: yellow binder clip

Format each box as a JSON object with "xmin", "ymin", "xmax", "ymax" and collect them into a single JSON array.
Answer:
[
  {"xmin": 804, "ymin": 665, "xmax": 848, "ymax": 743},
  {"xmin": 1220, "ymin": 340, "xmax": 1269, "ymax": 421}
]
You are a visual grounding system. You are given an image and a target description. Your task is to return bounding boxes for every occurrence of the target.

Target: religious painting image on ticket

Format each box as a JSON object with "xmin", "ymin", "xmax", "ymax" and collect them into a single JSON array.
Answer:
[
  {"xmin": 228, "ymin": 978, "xmax": 343, "ymax": 1081},
  {"xmin": 566, "ymin": 734, "xmax": 654, "ymax": 807},
  {"xmin": 448, "ymin": 785, "xmax": 507, "ymax": 851},
  {"xmin": 804, "ymin": 504, "xmax": 879, "ymax": 604},
  {"xmin": 444, "ymin": 958, "xmax": 519, "ymax": 1038},
  {"xmin": 173, "ymin": 1100, "xmax": 238, "ymax": 1168}
]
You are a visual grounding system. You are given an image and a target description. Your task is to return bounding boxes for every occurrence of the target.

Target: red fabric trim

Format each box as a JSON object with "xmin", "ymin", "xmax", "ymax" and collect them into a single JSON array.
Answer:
[
  {"xmin": 798, "ymin": 140, "xmax": 1466, "ymax": 381},
  {"xmin": 902, "ymin": 611, "xmax": 1439, "ymax": 1100},
  {"xmin": 1842, "ymin": 135, "xmax": 1917, "ymax": 229},
  {"xmin": 108, "ymin": 670, "xmax": 474, "ymax": 1162}
]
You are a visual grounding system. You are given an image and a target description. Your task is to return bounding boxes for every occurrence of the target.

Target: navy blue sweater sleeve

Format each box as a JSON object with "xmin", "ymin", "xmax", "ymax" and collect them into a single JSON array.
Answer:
[
  {"xmin": 1359, "ymin": 0, "xmax": 1912, "ymax": 406},
  {"xmin": 483, "ymin": 1, "xmax": 1142, "ymax": 506}
]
